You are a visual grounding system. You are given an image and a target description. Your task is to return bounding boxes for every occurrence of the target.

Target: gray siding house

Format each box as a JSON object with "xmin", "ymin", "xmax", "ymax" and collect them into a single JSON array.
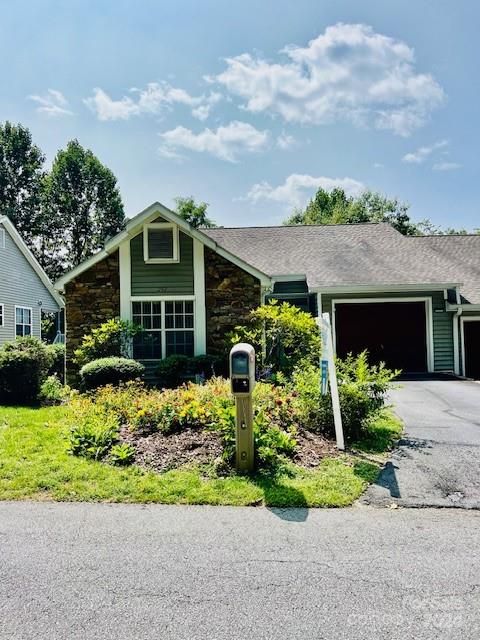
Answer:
[
  {"xmin": 0, "ymin": 215, "xmax": 64, "ymax": 345},
  {"xmin": 55, "ymin": 201, "xmax": 480, "ymax": 381}
]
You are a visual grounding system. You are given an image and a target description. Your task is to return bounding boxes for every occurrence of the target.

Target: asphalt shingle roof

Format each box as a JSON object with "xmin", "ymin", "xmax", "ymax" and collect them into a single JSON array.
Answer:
[
  {"xmin": 204, "ymin": 223, "xmax": 477, "ymax": 297},
  {"xmin": 412, "ymin": 234, "xmax": 480, "ymax": 304}
]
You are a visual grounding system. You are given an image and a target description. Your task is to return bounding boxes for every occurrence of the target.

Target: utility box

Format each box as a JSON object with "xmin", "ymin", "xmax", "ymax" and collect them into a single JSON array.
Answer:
[{"xmin": 229, "ymin": 343, "xmax": 256, "ymax": 473}]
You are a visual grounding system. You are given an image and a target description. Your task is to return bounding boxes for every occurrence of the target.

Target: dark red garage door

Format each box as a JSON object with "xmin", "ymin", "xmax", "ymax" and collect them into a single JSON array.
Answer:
[
  {"xmin": 335, "ymin": 301, "xmax": 428, "ymax": 373},
  {"xmin": 463, "ymin": 321, "xmax": 480, "ymax": 379}
]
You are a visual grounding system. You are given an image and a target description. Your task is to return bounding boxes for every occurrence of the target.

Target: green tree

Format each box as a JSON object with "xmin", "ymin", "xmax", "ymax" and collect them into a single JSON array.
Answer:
[
  {"xmin": 44, "ymin": 140, "xmax": 126, "ymax": 278},
  {"xmin": 175, "ymin": 196, "xmax": 216, "ymax": 228},
  {"xmin": 284, "ymin": 188, "xmax": 418, "ymax": 235},
  {"xmin": 0, "ymin": 122, "xmax": 45, "ymax": 243}
]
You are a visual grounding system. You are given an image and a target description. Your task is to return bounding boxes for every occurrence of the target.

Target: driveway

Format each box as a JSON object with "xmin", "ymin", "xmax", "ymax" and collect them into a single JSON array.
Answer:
[{"xmin": 362, "ymin": 377, "xmax": 480, "ymax": 509}]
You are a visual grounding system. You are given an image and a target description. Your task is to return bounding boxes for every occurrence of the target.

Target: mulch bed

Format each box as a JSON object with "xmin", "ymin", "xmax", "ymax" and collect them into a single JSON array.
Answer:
[
  {"xmin": 120, "ymin": 426, "xmax": 224, "ymax": 474},
  {"xmin": 120, "ymin": 425, "xmax": 339, "ymax": 474}
]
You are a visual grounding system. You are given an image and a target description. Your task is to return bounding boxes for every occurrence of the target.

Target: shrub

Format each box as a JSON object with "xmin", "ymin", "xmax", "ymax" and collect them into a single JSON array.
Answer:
[
  {"xmin": 74, "ymin": 318, "xmax": 141, "ymax": 367},
  {"xmin": 0, "ymin": 337, "xmax": 51, "ymax": 405},
  {"xmin": 45, "ymin": 343, "xmax": 66, "ymax": 381},
  {"xmin": 39, "ymin": 375, "xmax": 71, "ymax": 405},
  {"xmin": 79, "ymin": 357, "xmax": 145, "ymax": 390},
  {"xmin": 228, "ymin": 300, "xmax": 321, "ymax": 378},
  {"xmin": 156, "ymin": 354, "xmax": 226, "ymax": 387},
  {"xmin": 68, "ymin": 399, "xmax": 119, "ymax": 460},
  {"xmin": 109, "ymin": 443, "xmax": 135, "ymax": 466},
  {"xmin": 291, "ymin": 352, "xmax": 398, "ymax": 441}
]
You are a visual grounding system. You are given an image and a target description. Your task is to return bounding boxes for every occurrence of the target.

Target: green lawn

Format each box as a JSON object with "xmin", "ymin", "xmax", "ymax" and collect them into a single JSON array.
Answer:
[{"xmin": 0, "ymin": 405, "xmax": 402, "ymax": 507}]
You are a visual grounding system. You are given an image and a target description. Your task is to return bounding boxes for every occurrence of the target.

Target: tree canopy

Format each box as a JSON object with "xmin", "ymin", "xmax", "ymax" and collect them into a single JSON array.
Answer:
[
  {"xmin": 0, "ymin": 124, "xmax": 126, "ymax": 281},
  {"xmin": 175, "ymin": 196, "xmax": 216, "ymax": 228},
  {"xmin": 284, "ymin": 188, "xmax": 419, "ymax": 235},
  {"xmin": 0, "ymin": 122, "xmax": 45, "ymax": 243},
  {"xmin": 43, "ymin": 140, "xmax": 125, "ymax": 277}
]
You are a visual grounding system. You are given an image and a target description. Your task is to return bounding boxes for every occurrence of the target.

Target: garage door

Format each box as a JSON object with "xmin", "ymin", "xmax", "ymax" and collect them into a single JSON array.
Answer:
[
  {"xmin": 334, "ymin": 301, "xmax": 428, "ymax": 373},
  {"xmin": 463, "ymin": 321, "xmax": 480, "ymax": 379}
]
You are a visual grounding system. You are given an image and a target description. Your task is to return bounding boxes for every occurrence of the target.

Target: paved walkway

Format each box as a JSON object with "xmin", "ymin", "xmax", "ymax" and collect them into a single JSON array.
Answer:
[{"xmin": 362, "ymin": 378, "xmax": 480, "ymax": 509}]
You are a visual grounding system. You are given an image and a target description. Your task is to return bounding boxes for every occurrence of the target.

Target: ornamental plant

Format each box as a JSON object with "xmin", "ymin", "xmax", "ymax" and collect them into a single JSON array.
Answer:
[
  {"xmin": 227, "ymin": 300, "xmax": 321, "ymax": 378},
  {"xmin": 74, "ymin": 318, "xmax": 141, "ymax": 367}
]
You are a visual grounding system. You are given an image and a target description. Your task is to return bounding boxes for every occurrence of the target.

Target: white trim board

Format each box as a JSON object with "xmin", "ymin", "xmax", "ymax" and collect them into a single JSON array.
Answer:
[
  {"xmin": 330, "ymin": 297, "xmax": 435, "ymax": 373},
  {"xmin": 460, "ymin": 316, "xmax": 480, "ymax": 377},
  {"xmin": 314, "ymin": 283, "xmax": 460, "ymax": 294}
]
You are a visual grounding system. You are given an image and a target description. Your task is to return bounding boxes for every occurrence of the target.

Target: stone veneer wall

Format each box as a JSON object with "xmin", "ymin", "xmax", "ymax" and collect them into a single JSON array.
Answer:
[
  {"xmin": 64, "ymin": 251, "xmax": 120, "ymax": 382},
  {"xmin": 204, "ymin": 247, "xmax": 261, "ymax": 353}
]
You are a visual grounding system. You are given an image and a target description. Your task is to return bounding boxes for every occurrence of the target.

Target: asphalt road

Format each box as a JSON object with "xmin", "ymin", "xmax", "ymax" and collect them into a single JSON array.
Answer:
[
  {"xmin": 362, "ymin": 377, "xmax": 480, "ymax": 509},
  {"xmin": 1, "ymin": 502, "xmax": 479, "ymax": 640}
]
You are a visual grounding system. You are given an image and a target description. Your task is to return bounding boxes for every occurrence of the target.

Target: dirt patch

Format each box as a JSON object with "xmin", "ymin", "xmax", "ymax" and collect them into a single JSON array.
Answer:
[
  {"xmin": 293, "ymin": 429, "xmax": 339, "ymax": 468},
  {"xmin": 120, "ymin": 426, "xmax": 224, "ymax": 473},
  {"xmin": 121, "ymin": 425, "xmax": 338, "ymax": 473}
]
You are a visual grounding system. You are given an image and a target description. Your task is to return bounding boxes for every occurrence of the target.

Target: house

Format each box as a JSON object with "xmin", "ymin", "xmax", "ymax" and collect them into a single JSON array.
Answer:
[
  {"xmin": 55, "ymin": 201, "xmax": 480, "ymax": 380},
  {"xmin": 0, "ymin": 215, "xmax": 64, "ymax": 346}
]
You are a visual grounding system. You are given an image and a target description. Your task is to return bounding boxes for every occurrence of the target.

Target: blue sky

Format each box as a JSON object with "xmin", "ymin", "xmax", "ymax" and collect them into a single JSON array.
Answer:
[{"xmin": 1, "ymin": 0, "xmax": 479, "ymax": 229}]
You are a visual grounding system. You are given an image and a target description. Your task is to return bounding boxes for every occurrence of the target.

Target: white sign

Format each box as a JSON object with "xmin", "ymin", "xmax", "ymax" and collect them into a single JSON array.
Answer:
[{"xmin": 317, "ymin": 313, "xmax": 345, "ymax": 451}]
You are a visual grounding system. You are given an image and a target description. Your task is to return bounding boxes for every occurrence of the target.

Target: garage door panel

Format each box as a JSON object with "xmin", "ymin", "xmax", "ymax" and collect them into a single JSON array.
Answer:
[
  {"xmin": 335, "ymin": 301, "xmax": 427, "ymax": 373},
  {"xmin": 464, "ymin": 321, "xmax": 480, "ymax": 379}
]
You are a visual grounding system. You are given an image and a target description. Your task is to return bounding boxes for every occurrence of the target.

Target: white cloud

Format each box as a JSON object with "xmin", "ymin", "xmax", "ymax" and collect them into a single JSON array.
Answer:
[
  {"xmin": 373, "ymin": 162, "xmax": 384, "ymax": 168},
  {"xmin": 84, "ymin": 83, "xmax": 222, "ymax": 121},
  {"xmin": 213, "ymin": 23, "xmax": 444, "ymax": 136},
  {"xmin": 402, "ymin": 139, "xmax": 448, "ymax": 163},
  {"xmin": 158, "ymin": 120, "xmax": 269, "ymax": 162},
  {"xmin": 28, "ymin": 89, "xmax": 72, "ymax": 116},
  {"xmin": 276, "ymin": 131, "xmax": 296, "ymax": 149},
  {"xmin": 246, "ymin": 174, "xmax": 366, "ymax": 208},
  {"xmin": 433, "ymin": 161, "xmax": 462, "ymax": 171}
]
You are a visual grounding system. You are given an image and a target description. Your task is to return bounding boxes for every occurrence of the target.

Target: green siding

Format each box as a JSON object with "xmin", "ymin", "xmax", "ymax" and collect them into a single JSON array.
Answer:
[
  {"xmin": 130, "ymin": 230, "xmax": 194, "ymax": 296},
  {"xmin": 268, "ymin": 280, "xmax": 316, "ymax": 315},
  {"xmin": 320, "ymin": 290, "xmax": 455, "ymax": 372},
  {"xmin": 273, "ymin": 280, "xmax": 308, "ymax": 294}
]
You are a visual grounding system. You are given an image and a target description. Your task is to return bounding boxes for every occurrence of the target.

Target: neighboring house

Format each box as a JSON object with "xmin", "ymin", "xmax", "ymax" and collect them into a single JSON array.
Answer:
[
  {"xmin": 0, "ymin": 215, "xmax": 64, "ymax": 346},
  {"xmin": 55, "ymin": 201, "xmax": 480, "ymax": 380}
]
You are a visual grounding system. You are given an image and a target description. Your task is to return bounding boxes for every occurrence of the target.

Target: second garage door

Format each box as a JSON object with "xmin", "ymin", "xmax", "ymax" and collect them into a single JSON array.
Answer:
[{"xmin": 334, "ymin": 301, "xmax": 428, "ymax": 373}]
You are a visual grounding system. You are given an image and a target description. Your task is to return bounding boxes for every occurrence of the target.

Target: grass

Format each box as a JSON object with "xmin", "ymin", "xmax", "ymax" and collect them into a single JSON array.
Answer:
[{"xmin": 0, "ymin": 405, "xmax": 401, "ymax": 507}]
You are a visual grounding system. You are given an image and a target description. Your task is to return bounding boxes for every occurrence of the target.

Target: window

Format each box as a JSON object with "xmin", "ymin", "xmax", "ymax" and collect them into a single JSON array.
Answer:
[
  {"xmin": 132, "ymin": 300, "xmax": 194, "ymax": 360},
  {"xmin": 132, "ymin": 302, "xmax": 162, "ymax": 359},
  {"xmin": 143, "ymin": 223, "xmax": 179, "ymax": 263},
  {"xmin": 0, "ymin": 304, "xmax": 3, "ymax": 327},
  {"xmin": 15, "ymin": 307, "xmax": 32, "ymax": 337}
]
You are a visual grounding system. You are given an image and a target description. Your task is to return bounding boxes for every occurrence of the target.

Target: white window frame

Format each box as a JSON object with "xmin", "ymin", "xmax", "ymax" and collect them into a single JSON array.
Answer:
[
  {"xmin": 0, "ymin": 304, "xmax": 4, "ymax": 327},
  {"xmin": 460, "ymin": 316, "xmax": 480, "ymax": 377},
  {"xmin": 15, "ymin": 305, "xmax": 33, "ymax": 338},
  {"xmin": 143, "ymin": 223, "xmax": 179, "ymax": 264},
  {"xmin": 330, "ymin": 297, "xmax": 435, "ymax": 373},
  {"xmin": 131, "ymin": 298, "xmax": 195, "ymax": 360}
]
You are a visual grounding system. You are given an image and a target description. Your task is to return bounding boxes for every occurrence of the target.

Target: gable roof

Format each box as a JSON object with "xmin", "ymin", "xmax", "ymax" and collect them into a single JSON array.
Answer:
[
  {"xmin": 411, "ymin": 234, "xmax": 480, "ymax": 304},
  {"xmin": 55, "ymin": 202, "xmax": 272, "ymax": 289},
  {"xmin": 0, "ymin": 215, "xmax": 64, "ymax": 308},
  {"xmin": 203, "ymin": 223, "xmax": 462, "ymax": 292}
]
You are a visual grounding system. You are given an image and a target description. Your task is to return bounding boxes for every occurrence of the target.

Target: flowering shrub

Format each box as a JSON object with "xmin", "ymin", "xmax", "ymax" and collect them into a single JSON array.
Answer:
[{"xmin": 67, "ymin": 396, "xmax": 119, "ymax": 460}]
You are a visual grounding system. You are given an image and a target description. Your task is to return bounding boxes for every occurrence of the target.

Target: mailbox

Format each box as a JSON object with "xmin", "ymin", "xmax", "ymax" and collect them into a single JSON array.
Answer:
[{"xmin": 230, "ymin": 343, "xmax": 256, "ymax": 396}]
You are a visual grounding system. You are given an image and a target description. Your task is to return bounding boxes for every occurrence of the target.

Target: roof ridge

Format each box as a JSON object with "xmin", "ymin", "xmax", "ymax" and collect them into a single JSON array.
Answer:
[
  {"xmin": 206, "ymin": 222, "xmax": 390, "ymax": 230},
  {"xmin": 412, "ymin": 233, "xmax": 480, "ymax": 239}
]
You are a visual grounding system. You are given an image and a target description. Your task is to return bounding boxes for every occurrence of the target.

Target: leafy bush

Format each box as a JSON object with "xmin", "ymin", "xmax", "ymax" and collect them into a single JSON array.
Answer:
[
  {"xmin": 291, "ymin": 352, "xmax": 398, "ymax": 441},
  {"xmin": 80, "ymin": 357, "xmax": 145, "ymax": 390},
  {"xmin": 74, "ymin": 318, "xmax": 141, "ymax": 367},
  {"xmin": 68, "ymin": 402, "xmax": 119, "ymax": 460},
  {"xmin": 0, "ymin": 337, "xmax": 52, "ymax": 405},
  {"xmin": 45, "ymin": 343, "xmax": 66, "ymax": 382},
  {"xmin": 39, "ymin": 375, "xmax": 71, "ymax": 405},
  {"xmin": 228, "ymin": 301, "xmax": 321, "ymax": 378},
  {"xmin": 156, "ymin": 354, "xmax": 226, "ymax": 387},
  {"xmin": 109, "ymin": 443, "xmax": 135, "ymax": 466}
]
